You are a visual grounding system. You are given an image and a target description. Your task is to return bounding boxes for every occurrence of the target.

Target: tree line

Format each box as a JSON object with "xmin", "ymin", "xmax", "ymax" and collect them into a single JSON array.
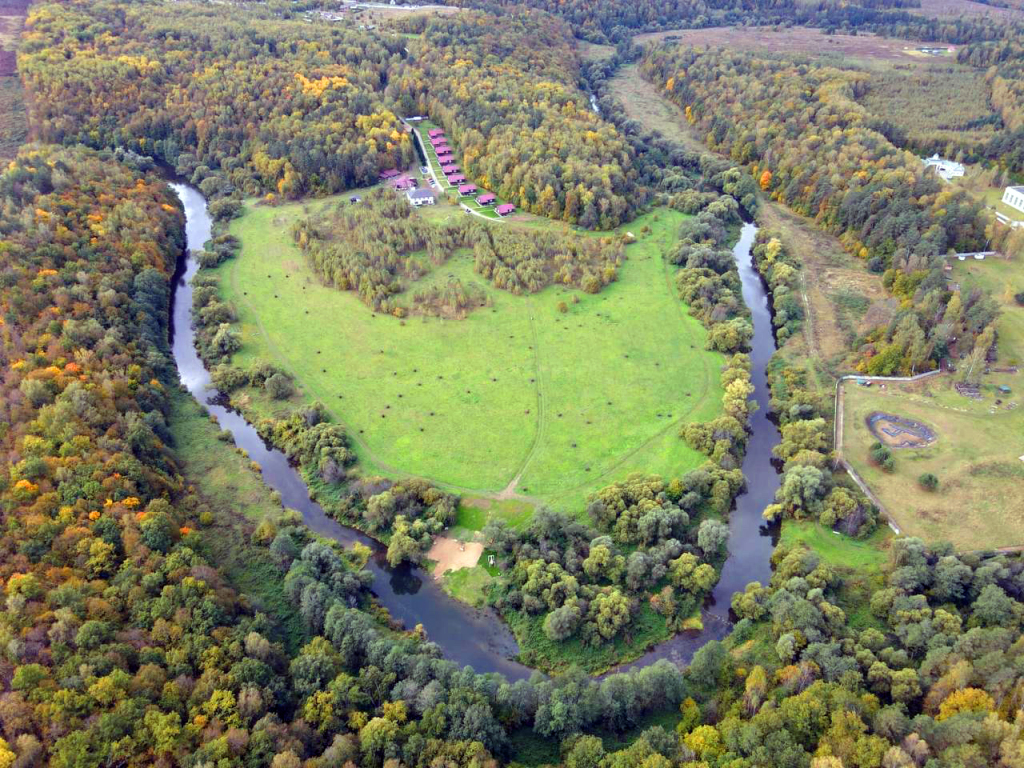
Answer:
[{"xmin": 290, "ymin": 189, "xmax": 625, "ymax": 316}]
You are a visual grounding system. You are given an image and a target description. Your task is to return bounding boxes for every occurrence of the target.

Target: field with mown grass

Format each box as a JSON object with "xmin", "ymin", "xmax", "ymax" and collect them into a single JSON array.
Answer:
[{"xmin": 218, "ymin": 196, "xmax": 724, "ymax": 515}]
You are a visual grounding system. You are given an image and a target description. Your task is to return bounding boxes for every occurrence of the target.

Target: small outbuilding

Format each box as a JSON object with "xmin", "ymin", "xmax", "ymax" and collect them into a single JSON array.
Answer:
[
  {"xmin": 476, "ymin": 193, "xmax": 496, "ymax": 205},
  {"xmin": 378, "ymin": 169, "xmax": 400, "ymax": 181},
  {"xmin": 458, "ymin": 184, "xmax": 478, "ymax": 196},
  {"xmin": 496, "ymin": 203, "xmax": 516, "ymax": 217}
]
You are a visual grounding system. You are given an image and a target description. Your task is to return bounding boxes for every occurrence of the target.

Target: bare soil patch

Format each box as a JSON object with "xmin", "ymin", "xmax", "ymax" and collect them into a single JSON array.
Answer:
[
  {"xmin": 427, "ymin": 536, "xmax": 484, "ymax": 579},
  {"xmin": 634, "ymin": 26, "xmax": 960, "ymax": 63},
  {"xmin": 867, "ymin": 411, "xmax": 938, "ymax": 449}
]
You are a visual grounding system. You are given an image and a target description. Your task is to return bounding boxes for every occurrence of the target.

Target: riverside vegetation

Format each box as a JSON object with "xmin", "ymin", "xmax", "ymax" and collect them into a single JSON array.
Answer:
[{"xmin": 4, "ymin": 0, "xmax": 1024, "ymax": 764}]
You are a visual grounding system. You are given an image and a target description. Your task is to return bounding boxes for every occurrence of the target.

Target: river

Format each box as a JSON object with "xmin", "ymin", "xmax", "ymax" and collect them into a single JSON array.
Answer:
[{"xmin": 168, "ymin": 185, "xmax": 780, "ymax": 679}]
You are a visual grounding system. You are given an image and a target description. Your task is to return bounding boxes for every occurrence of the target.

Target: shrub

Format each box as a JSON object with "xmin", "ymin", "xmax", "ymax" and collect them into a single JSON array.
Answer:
[
  {"xmin": 918, "ymin": 473, "xmax": 939, "ymax": 492},
  {"xmin": 265, "ymin": 373, "xmax": 294, "ymax": 400},
  {"xmin": 1015, "ymin": 291, "xmax": 1024, "ymax": 307},
  {"xmin": 870, "ymin": 442, "xmax": 895, "ymax": 472}
]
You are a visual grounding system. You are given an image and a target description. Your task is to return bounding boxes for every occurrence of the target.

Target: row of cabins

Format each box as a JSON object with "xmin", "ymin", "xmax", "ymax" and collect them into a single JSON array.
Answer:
[{"xmin": 423, "ymin": 127, "xmax": 516, "ymax": 215}]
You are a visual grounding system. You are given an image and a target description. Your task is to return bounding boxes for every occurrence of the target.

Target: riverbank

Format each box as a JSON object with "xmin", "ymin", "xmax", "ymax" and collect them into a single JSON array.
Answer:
[{"xmin": 167, "ymin": 180, "xmax": 782, "ymax": 679}]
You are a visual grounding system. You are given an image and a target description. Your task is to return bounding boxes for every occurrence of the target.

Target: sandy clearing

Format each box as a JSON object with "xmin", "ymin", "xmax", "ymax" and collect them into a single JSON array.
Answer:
[{"xmin": 427, "ymin": 536, "xmax": 484, "ymax": 579}]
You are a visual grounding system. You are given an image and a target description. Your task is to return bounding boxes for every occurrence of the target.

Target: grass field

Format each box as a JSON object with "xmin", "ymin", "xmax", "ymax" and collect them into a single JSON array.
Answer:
[
  {"xmin": 780, "ymin": 520, "xmax": 890, "ymax": 571},
  {"xmin": 221, "ymin": 198, "xmax": 723, "ymax": 513},
  {"xmin": 169, "ymin": 390, "xmax": 307, "ymax": 651},
  {"xmin": 608, "ymin": 63, "xmax": 709, "ymax": 155},
  {"xmin": 842, "ymin": 373, "xmax": 1024, "ymax": 550}
]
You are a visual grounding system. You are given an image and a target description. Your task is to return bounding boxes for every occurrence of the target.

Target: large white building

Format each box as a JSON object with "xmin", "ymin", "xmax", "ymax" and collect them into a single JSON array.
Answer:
[
  {"xmin": 406, "ymin": 188, "xmax": 436, "ymax": 207},
  {"xmin": 1003, "ymin": 186, "xmax": 1024, "ymax": 214},
  {"xmin": 922, "ymin": 154, "xmax": 965, "ymax": 182}
]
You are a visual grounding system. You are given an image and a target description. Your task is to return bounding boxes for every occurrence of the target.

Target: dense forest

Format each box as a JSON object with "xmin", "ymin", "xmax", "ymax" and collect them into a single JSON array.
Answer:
[
  {"xmin": 18, "ymin": 0, "xmax": 414, "ymax": 197},
  {"xmin": 450, "ymin": 0, "xmax": 928, "ymax": 42},
  {"xmin": 387, "ymin": 11, "xmax": 644, "ymax": 228},
  {"xmin": 18, "ymin": 0, "xmax": 647, "ymax": 230}
]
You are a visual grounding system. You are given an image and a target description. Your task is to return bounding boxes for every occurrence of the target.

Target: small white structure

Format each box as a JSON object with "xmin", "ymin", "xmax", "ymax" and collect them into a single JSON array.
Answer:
[
  {"xmin": 1003, "ymin": 186, "xmax": 1024, "ymax": 214},
  {"xmin": 922, "ymin": 154, "xmax": 965, "ymax": 182},
  {"xmin": 406, "ymin": 188, "xmax": 435, "ymax": 207}
]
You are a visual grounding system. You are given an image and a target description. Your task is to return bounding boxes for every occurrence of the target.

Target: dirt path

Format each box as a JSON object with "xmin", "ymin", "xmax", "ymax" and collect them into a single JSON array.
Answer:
[{"xmin": 427, "ymin": 536, "xmax": 484, "ymax": 579}]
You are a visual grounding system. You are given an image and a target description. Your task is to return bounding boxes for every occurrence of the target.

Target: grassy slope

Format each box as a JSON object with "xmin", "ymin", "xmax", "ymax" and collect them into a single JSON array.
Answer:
[
  {"xmin": 168, "ymin": 390, "xmax": 306, "ymax": 652},
  {"xmin": 221, "ymin": 198, "xmax": 723, "ymax": 513}
]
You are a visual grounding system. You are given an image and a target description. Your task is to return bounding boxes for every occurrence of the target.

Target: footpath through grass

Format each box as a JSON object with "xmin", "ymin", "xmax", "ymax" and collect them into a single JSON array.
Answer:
[{"xmin": 221, "ymin": 199, "xmax": 723, "ymax": 513}]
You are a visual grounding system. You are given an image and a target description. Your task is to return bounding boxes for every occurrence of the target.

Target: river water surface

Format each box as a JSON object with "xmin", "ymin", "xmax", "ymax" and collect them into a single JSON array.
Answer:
[{"xmin": 168, "ymin": 185, "xmax": 780, "ymax": 679}]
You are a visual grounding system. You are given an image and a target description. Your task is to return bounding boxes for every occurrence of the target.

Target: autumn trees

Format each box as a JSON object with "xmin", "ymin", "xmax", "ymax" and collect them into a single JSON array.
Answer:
[
  {"xmin": 19, "ymin": 0, "xmax": 413, "ymax": 198},
  {"xmin": 389, "ymin": 11, "xmax": 646, "ymax": 228}
]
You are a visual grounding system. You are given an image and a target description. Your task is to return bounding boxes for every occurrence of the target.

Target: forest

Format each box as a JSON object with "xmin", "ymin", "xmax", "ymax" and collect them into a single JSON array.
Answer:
[
  {"xmin": 453, "ymin": 0, "xmax": 925, "ymax": 43},
  {"xmin": 18, "ymin": 0, "xmax": 647, "ymax": 230},
  {"xmin": 4, "ymin": 0, "xmax": 1024, "ymax": 763},
  {"xmin": 388, "ymin": 11, "xmax": 644, "ymax": 228}
]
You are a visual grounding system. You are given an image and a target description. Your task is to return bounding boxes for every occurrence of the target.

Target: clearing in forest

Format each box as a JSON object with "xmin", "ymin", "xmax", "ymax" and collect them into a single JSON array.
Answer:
[
  {"xmin": 220, "ymin": 199, "xmax": 723, "ymax": 513},
  {"xmin": 842, "ymin": 373, "xmax": 1024, "ymax": 551},
  {"xmin": 633, "ymin": 26, "xmax": 961, "ymax": 63}
]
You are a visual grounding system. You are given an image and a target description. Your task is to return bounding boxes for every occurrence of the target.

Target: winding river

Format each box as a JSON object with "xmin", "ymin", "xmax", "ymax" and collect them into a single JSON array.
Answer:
[{"xmin": 168, "ymin": 183, "xmax": 780, "ymax": 679}]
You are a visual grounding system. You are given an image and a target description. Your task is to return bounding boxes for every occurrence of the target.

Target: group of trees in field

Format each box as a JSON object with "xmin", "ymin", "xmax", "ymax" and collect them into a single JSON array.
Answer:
[
  {"xmin": 669, "ymin": 186, "xmax": 754, "ymax": 356},
  {"xmin": 18, "ymin": 0, "xmax": 414, "ymax": 198},
  {"xmin": 484, "ymin": 472, "xmax": 738, "ymax": 657},
  {"xmin": 291, "ymin": 190, "xmax": 625, "ymax": 315},
  {"xmin": 752, "ymin": 231, "xmax": 805, "ymax": 344}
]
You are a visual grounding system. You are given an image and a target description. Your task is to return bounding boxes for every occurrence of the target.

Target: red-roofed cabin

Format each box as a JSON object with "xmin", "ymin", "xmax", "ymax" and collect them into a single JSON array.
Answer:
[
  {"xmin": 434, "ymin": 145, "xmax": 452, "ymax": 155},
  {"xmin": 448, "ymin": 174, "xmax": 466, "ymax": 184},
  {"xmin": 393, "ymin": 177, "xmax": 416, "ymax": 190},
  {"xmin": 443, "ymin": 165, "xmax": 460, "ymax": 175},
  {"xmin": 436, "ymin": 153, "xmax": 454, "ymax": 163},
  {"xmin": 458, "ymin": 184, "xmax": 478, "ymax": 195},
  {"xmin": 430, "ymin": 136, "xmax": 447, "ymax": 147},
  {"xmin": 476, "ymin": 193, "xmax": 496, "ymax": 205},
  {"xmin": 428, "ymin": 128, "xmax": 445, "ymax": 138},
  {"xmin": 379, "ymin": 169, "xmax": 400, "ymax": 181},
  {"xmin": 496, "ymin": 204, "xmax": 516, "ymax": 216}
]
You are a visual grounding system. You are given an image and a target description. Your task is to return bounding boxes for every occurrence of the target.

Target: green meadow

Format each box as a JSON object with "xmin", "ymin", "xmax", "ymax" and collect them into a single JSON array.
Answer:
[{"xmin": 220, "ymin": 198, "xmax": 723, "ymax": 512}]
